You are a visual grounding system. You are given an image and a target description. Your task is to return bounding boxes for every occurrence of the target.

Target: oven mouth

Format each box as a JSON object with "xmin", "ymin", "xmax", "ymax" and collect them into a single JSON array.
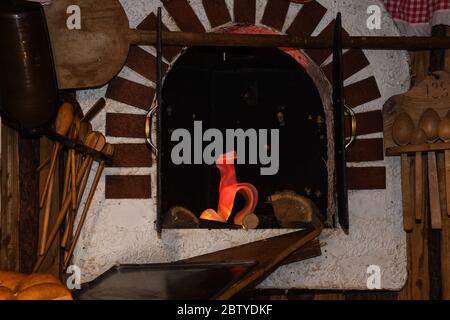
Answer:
[{"xmin": 159, "ymin": 46, "xmax": 334, "ymax": 229}]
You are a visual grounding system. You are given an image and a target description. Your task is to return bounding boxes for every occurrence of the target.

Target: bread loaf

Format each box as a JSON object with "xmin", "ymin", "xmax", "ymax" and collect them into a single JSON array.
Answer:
[
  {"xmin": 15, "ymin": 273, "xmax": 61, "ymax": 292},
  {"xmin": 0, "ymin": 271, "xmax": 72, "ymax": 300},
  {"xmin": 0, "ymin": 271, "xmax": 26, "ymax": 290},
  {"xmin": 0, "ymin": 286, "xmax": 15, "ymax": 300},
  {"xmin": 16, "ymin": 283, "xmax": 72, "ymax": 300}
]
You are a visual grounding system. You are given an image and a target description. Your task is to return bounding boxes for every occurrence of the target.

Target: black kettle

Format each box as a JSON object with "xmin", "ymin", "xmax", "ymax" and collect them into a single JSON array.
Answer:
[{"xmin": 0, "ymin": 0, "xmax": 58, "ymax": 133}]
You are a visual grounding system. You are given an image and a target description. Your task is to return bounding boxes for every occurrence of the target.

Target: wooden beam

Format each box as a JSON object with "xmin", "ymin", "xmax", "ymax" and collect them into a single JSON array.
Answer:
[
  {"xmin": 18, "ymin": 136, "xmax": 40, "ymax": 274},
  {"xmin": 0, "ymin": 124, "xmax": 20, "ymax": 271},
  {"xmin": 128, "ymin": 30, "xmax": 450, "ymax": 50}
]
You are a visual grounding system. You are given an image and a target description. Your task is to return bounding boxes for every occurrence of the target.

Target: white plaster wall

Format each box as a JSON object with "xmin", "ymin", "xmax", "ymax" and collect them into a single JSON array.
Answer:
[{"xmin": 74, "ymin": 0, "xmax": 410, "ymax": 290}]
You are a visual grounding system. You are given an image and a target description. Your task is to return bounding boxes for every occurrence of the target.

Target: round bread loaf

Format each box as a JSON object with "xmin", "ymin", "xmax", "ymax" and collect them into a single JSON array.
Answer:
[
  {"xmin": 15, "ymin": 273, "xmax": 61, "ymax": 292},
  {"xmin": 0, "ymin": 286, "xmax": 15, "ymax": 300},
  {"xmin": 16, "ymin": 283, "xmax": 72, "ymax": 300},
  {"xmin": 0, "ymin": 271, "xmax": 26, "ymax": 290}
]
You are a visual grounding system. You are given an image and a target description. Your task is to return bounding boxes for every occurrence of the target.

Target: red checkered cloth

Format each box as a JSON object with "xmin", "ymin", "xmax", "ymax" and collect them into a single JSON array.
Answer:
[{"xmin": 384, "ymin": 0, "xmax": 450, "ymax": 35}]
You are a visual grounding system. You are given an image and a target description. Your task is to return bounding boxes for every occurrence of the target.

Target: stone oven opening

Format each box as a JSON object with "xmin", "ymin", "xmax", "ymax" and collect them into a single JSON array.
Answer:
[{"xmin": 160, "ymin": 46, "xmax": 333, "ymax": 229}]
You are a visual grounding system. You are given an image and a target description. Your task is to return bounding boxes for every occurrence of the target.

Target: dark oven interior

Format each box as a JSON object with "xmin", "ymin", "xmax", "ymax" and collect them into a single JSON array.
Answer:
[{"xmin": 161, "ymin": 46, "xmax": 330, "ymax": 228}]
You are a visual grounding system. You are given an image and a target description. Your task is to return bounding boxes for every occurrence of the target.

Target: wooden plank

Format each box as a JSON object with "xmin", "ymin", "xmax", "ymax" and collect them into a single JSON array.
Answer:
[
  {"xmin": 386, "ymin": 142, "xmax": 450, "ymax": 156},
  {"xmin": 0, "ymin": 124, "xmax": 20, "ymax": 271},
  {"xmin": 345, "ymin": 76, "xmax": 381, "ymax": 109},
  {"xmin": 322, "ymin": 49, "xmax": 370, "ymax": 82},
  {"xmin": 281, "ymin": 239, "xmax": 321, "ymax": 266},
  {"xmin": 346, "ymin": 138, "xmax": 384, "ymax": 163},
  {"xmin": 105, "ymin": 77, "xmax": 155, "ymax": 111},
  {"xmin": 105, "ymin": 175, "xmax": 151, "ymax": 199},
  {"xmin": 346, "ymin": 167, "xmax": 386, "ymax": 190},
  {"xmin": 261, "ymin": 0, "xmax": 290, "ymax": 31},
  {"xmin": 164, "ymin": 0, "xmax": 205, "ymax": 32},
  {"xmin": 382, "ymin": 72, "xmax": 450, "ymax": 149},
  {"xmin": 437, "ymin": 153, "xmax": 449, "ymax": 299},
  {"xmin": 108, "ymin": 144, "xmax": 153, "ymax": 168},
  {"xmin": 286, "ymin": 1, "xmax": 327, "ymax": 37},
  {"xmin": 182, "ymin": 228, "xmax": 321, "ymax": 300},
  {"xmin": 234, "ymin": 0, "xmax": 256, "ymax": 24},
  {"xmin": 428, "ymin": 152, "xmax": 442, "ymax": 229},
  {"xmin": 401, "ymin": 155, "xmax": 413, "ymax": 231},
  {"xmin": 18, "ymin": 137, "xmax": 40, "ymax": 274},
  {"xmin": 410, "ymin": 153, "xmax": 429, "ymax": 299},
  {"xmin": 105, "ymin": 113, "xmax": 147, "ymax": 139},
  {"xmin": 125, "ymin": 47, "xmax": 168, "ymax": 83},
  {"xmin": 202, "ymin": 0, "xmax": 232, "ymax": 28},
  {"xmin": 137, "ymin": 12, "xmax": 182, "ymax": 62},
  {"xmin": 345, "ymin": 110, "xmax": 383, "ymax": 137}
]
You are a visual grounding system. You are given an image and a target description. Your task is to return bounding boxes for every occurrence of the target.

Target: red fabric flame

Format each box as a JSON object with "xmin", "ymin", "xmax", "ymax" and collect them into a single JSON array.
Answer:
[{"xmin": 200, "ymin": 151, "xmax": 258, "ymax": 225}]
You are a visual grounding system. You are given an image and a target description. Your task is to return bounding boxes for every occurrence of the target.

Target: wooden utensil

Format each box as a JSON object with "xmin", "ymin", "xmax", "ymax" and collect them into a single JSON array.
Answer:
[
  {"xmin": 64, "ymin": 143, "xmax": 114, "ymax": 268},
  {"xmin": 70, "ymin": 116, "xmax": 81, "ymax": 210},
  {"xmin": 33, "ymin": 132, "xmax": 101, "ymax": 273},
  {"xmin": 62, "ymin": 133, "xmax": 106, "ymax": 249},
  {"xmin": 60, "ymin": 116, "xmax": 81, "ymax": 249},
  {"xmin": 392, "ymin": 113, "xmax": 414, "ymax": 231},
  {"xmin": 419, "ymin": 109, "xmax": 442, "ymax": 230},
  {"xmin": 38, "ymin": 102, "xmax": 74, "ymax": 255},
  {"xmin": 39, "ymin": 102, "xmax": 74, "ymax": 207},
  {"xmin": 411, "ymin": 128, "xmax": 427, "ymax": 221},
  {"xmin": 438, "ymin": 112, "xmax": 450, "ymax": 217}
]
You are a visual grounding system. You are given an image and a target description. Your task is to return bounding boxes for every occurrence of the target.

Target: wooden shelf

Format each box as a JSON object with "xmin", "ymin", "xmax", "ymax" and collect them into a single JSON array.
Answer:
[{"xmin": 386, "ymin": 142, "xmax": 450, "ymax": 156}]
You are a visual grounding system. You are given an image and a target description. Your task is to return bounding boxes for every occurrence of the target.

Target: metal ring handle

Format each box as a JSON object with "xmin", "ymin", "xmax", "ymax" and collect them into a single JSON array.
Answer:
[
  {"xmin": 145, "ymin": 101, "xmax": 158, "ymax": 154},
  {"xmin": 345, "ymin": 105, "xmax": 356, "ymax": 150}
]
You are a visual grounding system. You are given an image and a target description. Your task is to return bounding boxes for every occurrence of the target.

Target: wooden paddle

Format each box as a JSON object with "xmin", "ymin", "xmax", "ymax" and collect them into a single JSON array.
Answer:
[{"xmin": 44, "ymin": 0, "xmax": 132, "ymax": 89}]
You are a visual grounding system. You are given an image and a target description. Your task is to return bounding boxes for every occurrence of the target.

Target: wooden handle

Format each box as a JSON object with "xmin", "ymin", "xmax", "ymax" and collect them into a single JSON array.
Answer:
[
  {"xmin": 39, "ymin": 143, "xmax": 60, "ymax": 208},
  {"xmin": 39, "ymin": 170, "xmax": 55, "ymax": 255},
  {"xmin": 33, "ymin": 155, "xmax": 94, "ymax": 272},
  {"xmin": 61, "ymin": 156, "xmax": 94, "ymax": 248},
  {"xmin": 64, "ymin": 162, "xmax": 106, "ymax": 269},
  {"xmin": 401, "ymin": 154, "xmax": 413, "ymax": 231},
  {"xmin": 415, "ymin": 152, "xmax": 423, "ymax": 221},
  {"xmin": 428, "ymin": 152, "xmax": 442, "ymax": 229},
  {"xmin": 445, "ymin": 150, "xmax": 450, "ymax": 217},
  {"xmin": 127, "ymin": 30, "xmax": 450, "ymax": 50},
  {"xmin": 70, "ymin": 150, "xmax": 77, "ymax": 210}
]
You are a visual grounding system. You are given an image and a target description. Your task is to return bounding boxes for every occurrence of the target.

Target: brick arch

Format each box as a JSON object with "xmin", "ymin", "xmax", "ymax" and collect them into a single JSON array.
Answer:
[{"xmin": 104, "ymin": 0, "xmax": 385, "ymax": 200}]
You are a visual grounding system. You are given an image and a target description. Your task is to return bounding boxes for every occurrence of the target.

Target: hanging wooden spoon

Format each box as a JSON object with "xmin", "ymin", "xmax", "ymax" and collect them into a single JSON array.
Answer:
[
  {"xmin": 62, "ymin": 133, "xmax": 106, "ymax": 249},
  {"xmin": 392, "ymin": 112, "xmax": 414, "ymax": 231},
  {"xmin": 60, "ymin": 115, "xmax": 81, "ymax": 249},
  {"xmin": 419, "ymin": 108, "xmax": 442, "ymax": 230},
  {"xmin": 33, "ymin": 132, "xmax": 100, "ymax": 272},
  {"xmin": 64, "ymin": 143, "xmax": 114, "ymax": 268},
  {"xmin": 70, "ymin": 116, "xmax": 81, "ymax": 210},
  {"xmin": 438, "ymin": 111, "xmax": 450, "ymax": 217},
  {"xmin": 411, "ymin": 128, "xmax": 427, "ymax": 221},
  {"xmin": 39, "ymin": 102, "xmax": 75, "ymax": 208},
  {"xmin": 38, "ymin": 102, "xmax": 74, "ymax": 255}
]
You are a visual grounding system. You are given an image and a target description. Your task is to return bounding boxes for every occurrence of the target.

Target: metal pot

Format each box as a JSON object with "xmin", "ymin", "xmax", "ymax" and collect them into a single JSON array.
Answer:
[{"xmin": 0, "ymin": 0, "xmax": 58, "ymax": 133}]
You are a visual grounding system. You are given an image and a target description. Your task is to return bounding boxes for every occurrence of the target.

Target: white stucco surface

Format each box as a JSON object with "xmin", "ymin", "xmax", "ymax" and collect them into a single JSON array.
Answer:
[{"xmin": 74, "ymin": 0, "xmax": 410, "ymax": 289}]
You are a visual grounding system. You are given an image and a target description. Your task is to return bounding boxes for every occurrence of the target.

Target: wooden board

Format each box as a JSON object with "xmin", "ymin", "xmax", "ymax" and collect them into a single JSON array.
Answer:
[
  {"xmin": 44, "ymin": 0, "xmax": 130, "ymax": 89},
  {"xmin": 383, "ymin": 71, "xmax": 450, "ymax": 150},
  {"xmin": 0, "ymin": 124, "xmax": 20, "ymax": 271},
  {"xmin": 182, "ymin": 228, "xmax": 321, "ymax": 300}
]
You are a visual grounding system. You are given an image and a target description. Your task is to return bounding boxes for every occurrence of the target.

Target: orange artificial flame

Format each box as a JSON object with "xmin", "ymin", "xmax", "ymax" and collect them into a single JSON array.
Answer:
[{"xmin": 200, "ymin": 151, "xmax": 258, "ymax": 226}]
